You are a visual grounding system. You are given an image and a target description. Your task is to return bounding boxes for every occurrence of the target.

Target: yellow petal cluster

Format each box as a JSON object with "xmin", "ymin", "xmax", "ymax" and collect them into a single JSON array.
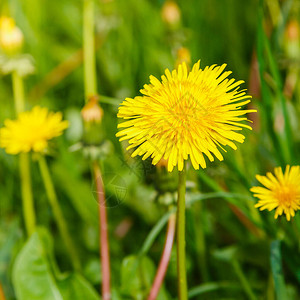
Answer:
[
  {"xmin": 0, "ymin": 106, "xmax": 68, "ymax": 154},
  {"xmin": 251, "ymin": 165, "xmax": 300, "ymax": 221},
  {"xmin": 116, "ymin": 61, "xmax": 254, "ymax": 172}
]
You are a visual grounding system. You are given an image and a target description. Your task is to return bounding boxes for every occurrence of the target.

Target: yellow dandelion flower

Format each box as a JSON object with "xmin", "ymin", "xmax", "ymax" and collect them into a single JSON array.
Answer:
[
  {"xmin": 116, "ymin": 61, "xmax": 255, "ymax": 172},
  {"xmin": 250, "ymin": 165, "xmax": 300, "ymax": 221},
  {"xmin": 0, "ymin": 106, "xmax": 69, "ymax": 154}
]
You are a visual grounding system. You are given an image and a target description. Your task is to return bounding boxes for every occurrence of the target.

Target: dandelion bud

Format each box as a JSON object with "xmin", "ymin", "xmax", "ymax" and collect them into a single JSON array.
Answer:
[
  {"xmin": 0, "ymin": 16, "xmax": 24, "ymax": 55},
  {"xmin": 156, "ymin": 158, "xmax": 168, "ymax": 169},
  {"xmin": 284, "ymin": 20, "xmax": 300, "ymax": 59},
  {"xmin": 154, "ymin": 158, "xmax": 178, "ymax": 195},
  {"xmin": 81, "ymin": 95, "xmax": 103, "ymax": 124},
  {"xmin": 161, "ymin": 0, "xmax": 181, "ymax": 27},
  {"xmin": 286, "ymin": 20, "xmax": 299, "ymax": 41},
  {"xmin": 81, "ymin": 95, "xmax": 105, "ymax": 146},
  {"xmin": 175, "ymin": 47, "xmax": 191, "ymax": 69}
]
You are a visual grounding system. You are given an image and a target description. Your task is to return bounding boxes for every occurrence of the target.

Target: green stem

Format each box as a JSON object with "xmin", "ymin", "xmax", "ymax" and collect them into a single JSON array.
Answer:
[
  {"xmin": 12, "ymin": 71, "xmax": 36, "ymax": 236},
  {"xmin": 12, "ymin": 71, "xmax": 25, "ymax": 114},
  {"xmin": 19, "ymin": 153, "xmax": 35, "ymax": 236},
  {"xmin": 38, "ymin": 155, "xmax": 81, "ymax": 271},
  {"xmin": 177, "ymin": 163, "xmax": 188, "ymax": 299},
  {"xmin": 83, "ymin": 0, "xmax": 97, "ymax": 100},
  {"xmin": 232, "ymin": 259, "xmax": 256, "ymax": 300}
]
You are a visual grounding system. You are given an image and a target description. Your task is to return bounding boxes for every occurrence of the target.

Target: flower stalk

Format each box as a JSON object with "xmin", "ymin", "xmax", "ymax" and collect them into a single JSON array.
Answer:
[
  {"xmin": 83, "ymin": 0, "xmax": 97, "ymax": 100},
  {"xmin": 93, "ymin": 161, "xmax": 111, "ymax": 300},
  {"xmin": 148, "ymin": 212, "xmax": 176, "ymax": 300},
  {"xmin": 19, "ymin": 153, "xmax": 35, "ymax": 236},
  {"xmin": 12, "ymin": 71, "xmax": 35, "ymax": 236},
  {"xmin": 12, "ymin": 71, "xmax": 25, "ymax": 114},
  {"xmin": 82, "ymin": 0, "xmax": 111, "ymax": 296},
  {"xmin": 38, "ymin": 155, "xmax": 81, "ymax": 271},
  {"xmin": 177, "ymin": 163, "xmax": 188, "ymax": 299}
]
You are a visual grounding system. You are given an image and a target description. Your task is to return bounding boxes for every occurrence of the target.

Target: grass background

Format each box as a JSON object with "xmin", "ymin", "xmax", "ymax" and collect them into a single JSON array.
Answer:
[{"xmin": 1, "ymin": 0, "xmax": 300, "ymax": 299}]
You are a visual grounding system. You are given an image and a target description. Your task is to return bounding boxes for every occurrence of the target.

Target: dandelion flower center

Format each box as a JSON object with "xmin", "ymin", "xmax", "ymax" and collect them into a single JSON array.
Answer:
[
  {"xmin": 117, "ymin": 61, "xmax": 255, "ymax": 172},
  {"xmin": 277, "ymin": 186, "xmax": 296, "ymax": 206}
]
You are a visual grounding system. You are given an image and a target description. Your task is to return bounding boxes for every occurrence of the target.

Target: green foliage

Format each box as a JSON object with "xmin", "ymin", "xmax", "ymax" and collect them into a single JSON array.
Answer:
[
  {"xmin": 1, "ymin": 0, "xmax": 300, "ymax": 299},
  {"xmin": 12, "ymin": 229, "xmax": 99, "ymax": 300}
]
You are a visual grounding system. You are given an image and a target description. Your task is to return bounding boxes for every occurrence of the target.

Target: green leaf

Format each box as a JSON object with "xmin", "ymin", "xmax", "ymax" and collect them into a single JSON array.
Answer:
[
  {"xmin": 188, "ymin": 281, "xmax": 241, "ymax": 298},
  {"xmin": 58, "ymin": 274, "xmax": 99, "ymax": 300},
  {"xmin": 12, "ymin": 231, "xmax": 63, "ymax": 300},
  {"xmin": 270, "ymin": 240, "xmax": 288, "ymax": 300},
  {"xmin": 12, "ymin": 229, "xmax": 100, "ymax": 300},
  {"xmin": 212, "ymin": 246, "xmax": 237, "ymax": 262},
  {"xmin": 139, "ymin": 210, "xmax": 175, "ymax": 256}
]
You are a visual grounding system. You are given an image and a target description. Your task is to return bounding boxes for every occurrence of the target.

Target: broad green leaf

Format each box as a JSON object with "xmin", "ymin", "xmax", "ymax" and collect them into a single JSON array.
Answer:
[
  {"xmin": 12, "ymin": 231, "xmax": 63, "ymax": 300},
  {"xmin": 12, "ymin": 229, "xmax": 100, "ymax": 300}
]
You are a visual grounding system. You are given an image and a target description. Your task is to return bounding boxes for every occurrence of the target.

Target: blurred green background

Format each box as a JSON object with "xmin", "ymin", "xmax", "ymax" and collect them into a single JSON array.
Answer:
[{"xmin": 1, "ymin": 0, "xmax": 300, "ymax": 299}]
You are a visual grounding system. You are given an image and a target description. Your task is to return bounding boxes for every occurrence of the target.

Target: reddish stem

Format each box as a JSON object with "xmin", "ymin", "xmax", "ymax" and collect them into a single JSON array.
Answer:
[
  {"xmin": 0, "ymin": 283, "xmax": 6, "ymax": 300},
  {"xmin": 148, "ymin": 213, "xmax": 176, "ymax": 300},
  {"xmin": 93, "ymin": 161, "xmax": 111, "ymax": 300}
]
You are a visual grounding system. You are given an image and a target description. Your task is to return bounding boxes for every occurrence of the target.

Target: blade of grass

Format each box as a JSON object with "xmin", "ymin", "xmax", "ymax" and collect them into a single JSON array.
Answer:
[
  {"xmin": 264, "ymin": 35, "xmax": 294, "ymax": 161},
  {"xmin": 139, "ymin": 209, "xmax": 176, "ymax": 257},
  {"xmin": 270, "ymin": 240, "xmax": 288, "ymax": 300},
  {"xmin": 187, "ymin": 282, "xmax": 241, "ymax": 299},
  {"xmin": 256, "ymin": 0, "xmax": 286, "ymax": 165},
  {"xmin": 232, "ymin": 259, "xmax": 257, "ymax": 300}
]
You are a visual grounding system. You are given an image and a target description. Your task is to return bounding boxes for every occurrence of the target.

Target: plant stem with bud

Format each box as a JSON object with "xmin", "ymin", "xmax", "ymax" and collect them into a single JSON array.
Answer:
[{"xmin": 83, "ymin": 1, "xmax": 111, "ymax": 297}]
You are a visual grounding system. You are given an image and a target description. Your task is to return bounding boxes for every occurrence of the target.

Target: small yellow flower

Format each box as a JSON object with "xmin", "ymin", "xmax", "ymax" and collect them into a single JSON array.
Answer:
[
  {"xmin": 0, "ymin": 106, "xmax": 69, "ymax": 154},
  {"xmin": 251, "ymin": 165, "xmax": 300, "ymax": 221},
  {"xmin": 116, "ymin": 61, "xmax": 255, "ymax": 172},
  {"xmin": 0, "ymin": 16, "xmax": 24, "ymax": 54}
]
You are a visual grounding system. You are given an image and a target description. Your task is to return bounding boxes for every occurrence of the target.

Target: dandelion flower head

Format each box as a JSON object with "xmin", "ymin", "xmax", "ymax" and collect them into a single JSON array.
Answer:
[
  {"xmin": 116, "ymin": 61, "xmax": 255, "ymax": 172},
  {"xmin": 251, "ymin": 165, "xmax": 300, "ymax": 221},
  {"xmin": 0, "ymin": 106, "xmax": 69, "ymax": 154}
]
